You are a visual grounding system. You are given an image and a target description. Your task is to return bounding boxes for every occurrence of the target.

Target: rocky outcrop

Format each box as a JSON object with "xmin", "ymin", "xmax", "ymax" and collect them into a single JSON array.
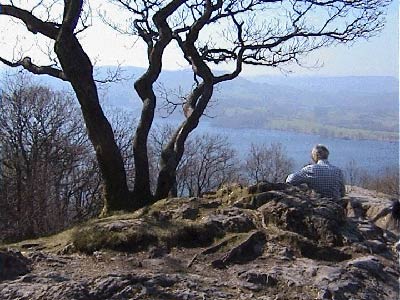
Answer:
[
  {"xmin": 0, "ymin": 184, "xmax": 398, "ymax": 300},
  {"xmin": 0, "ymin": 250, "xmax": 31, "ymax": 281}
]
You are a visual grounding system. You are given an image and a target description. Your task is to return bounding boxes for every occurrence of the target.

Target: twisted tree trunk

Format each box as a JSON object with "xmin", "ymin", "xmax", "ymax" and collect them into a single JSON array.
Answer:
[
  {"xmin": 55, "ymin": 4, "xmax": 131, "ymax": 213},
  {"xmin": 132, "ymin": 0, "xmax": 186, "ymax": 206},
  {"xmin": 155, "ymin": 81, "xmax": 213, "ymax": 200}
]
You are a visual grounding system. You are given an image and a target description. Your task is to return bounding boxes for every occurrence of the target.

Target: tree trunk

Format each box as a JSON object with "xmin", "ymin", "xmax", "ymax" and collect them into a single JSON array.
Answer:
[
  {"xmin": 54, "ymin": 32, "xmax": 131, "ymax": 213},
  {"xmin": 155, "ymin": 82, "xmax": 213, "ymax": 199},
  {"xmin": 155, "ymin": 141, "xmax": 179, "ymax": 200},
  {"xmin": 130, "ymin": 1, "xmax": 187, "ymax": 207},
  {"xmin": 132, "ymin": 77, "xmax": 155, "ymax": 206}
]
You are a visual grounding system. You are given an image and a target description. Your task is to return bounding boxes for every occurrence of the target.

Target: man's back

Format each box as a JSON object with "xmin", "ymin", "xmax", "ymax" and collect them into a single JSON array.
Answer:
[{"xmin": 286, "ymin": 160, "xmax": 345, "ymax": 199}]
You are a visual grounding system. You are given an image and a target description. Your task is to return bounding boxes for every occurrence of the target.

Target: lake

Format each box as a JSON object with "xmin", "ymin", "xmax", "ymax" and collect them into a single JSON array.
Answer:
[{"xmin": 183, "ymin": 121, "xmax": 399, "ymax": 175}]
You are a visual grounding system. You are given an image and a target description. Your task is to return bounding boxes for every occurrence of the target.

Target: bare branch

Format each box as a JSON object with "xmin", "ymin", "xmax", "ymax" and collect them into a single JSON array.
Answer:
[
  {"xmin": 61, "ymin": 0, "xmax": 84, "ymax": 33},
  {"xmin": 0, "ymin": 4, "xmax": 59, "ymax": 39},
  {"xmin": 0, "ymin": 56, "xmax": 67, "ymax": 80}
]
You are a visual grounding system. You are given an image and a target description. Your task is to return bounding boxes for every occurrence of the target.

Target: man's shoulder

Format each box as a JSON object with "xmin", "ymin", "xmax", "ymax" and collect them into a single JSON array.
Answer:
[
  {"xmin": 317, "ymin": 160, "xmax": 342, "ymax": 170},
  {"xmin": 309, "ymin": 162, "xmax": 343, "ymax": 174},
  {"xmin": 323, "ymin": 164, "xmax": 345, "ymax": 178},
  {"xmin": 328, "ymin": 164, "xmax": 344, "ymax": 173},
  {"xmin": 301, "ymin": 164, "xmax": 314, "ymax": 172}
]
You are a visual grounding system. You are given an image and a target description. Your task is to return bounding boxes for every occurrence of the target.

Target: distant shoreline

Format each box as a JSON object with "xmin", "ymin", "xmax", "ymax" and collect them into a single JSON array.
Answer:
[{"xmin": 209, "ymin": 121, "xmax": 399, "ymax": 143}]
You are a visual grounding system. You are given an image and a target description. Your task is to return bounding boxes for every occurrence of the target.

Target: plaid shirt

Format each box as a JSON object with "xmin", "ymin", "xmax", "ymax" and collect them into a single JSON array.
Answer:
[{"xmin": 286, "ymin": 160, "xmax": 345, "ymax": 199}]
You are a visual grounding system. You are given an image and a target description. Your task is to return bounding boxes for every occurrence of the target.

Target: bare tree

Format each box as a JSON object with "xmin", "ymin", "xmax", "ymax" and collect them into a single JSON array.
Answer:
[
  {"xmin": 148, "ymin": 123, "xmax": 176, "ymax": 193},
  {"xmin": 149, "ymin": 125, "xmax": 238, "ymax": 196},
  {"xmin": 244, "ymin": 143, "xmax": 294, "ymax": 184},
  {"xmin": 0, "ymin": 0, "xmax": 391, "ymax": 213},
  {"xmin": 106, "ymin": 0, "xmax": 390, "ymax": 199},
  {"xmin": 177, "ymin": 133, "xmax": 238, "ymax": 196},
  {"xmin": 358, "ymin": 167, "xmax": 399, "ymax": 197},
  {"xmin": 103, "ymin": 107, "xmax": 137, "ymax": 190},
  {"xmin": 0, "ymin": 1, "xmax": 131, "ymax": 213},
  {"xmin": 0, "ymin": 75, "xmax": 102, "ymax": 240},
  {"xmin": 374, "ymin": 168, "xmax": 399, "ymax": 196},
  {"xmin": 345, "ymin": 159, "xmax": 361, "ymax": 190}
]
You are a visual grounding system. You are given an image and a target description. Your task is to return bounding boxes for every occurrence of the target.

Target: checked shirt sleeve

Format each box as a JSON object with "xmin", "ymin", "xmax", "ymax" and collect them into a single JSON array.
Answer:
[{"xmin": 286, "ymin": 166, "xmax": 311, "ymax": 186}]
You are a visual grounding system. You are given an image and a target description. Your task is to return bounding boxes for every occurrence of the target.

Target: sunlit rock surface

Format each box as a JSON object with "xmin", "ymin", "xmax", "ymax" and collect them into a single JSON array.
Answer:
[{"xmin": 0, "ymin": 184, "xmax": 398, "ymax": 300}]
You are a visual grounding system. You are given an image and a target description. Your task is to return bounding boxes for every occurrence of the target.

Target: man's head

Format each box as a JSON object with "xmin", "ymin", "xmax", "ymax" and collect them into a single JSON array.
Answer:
[{"xmin": 311, "ymin": 144, "xmax": 329, "ymax": 163}]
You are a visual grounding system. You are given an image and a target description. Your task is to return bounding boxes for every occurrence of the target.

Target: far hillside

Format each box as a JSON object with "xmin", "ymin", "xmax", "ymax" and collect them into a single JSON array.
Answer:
[
  {"xmin": 1, "ymin": 66, "xmax": 398, "ymax": 140},
  {"xmin": 213, "ymin": 75, "xmax": 399, "ymax": 141}
]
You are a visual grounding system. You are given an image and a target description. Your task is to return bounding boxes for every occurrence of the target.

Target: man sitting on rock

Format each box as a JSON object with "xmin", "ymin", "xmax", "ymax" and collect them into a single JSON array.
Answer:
[{"xmin": 286, "ymin": 144, "xmax": 345, "ymax": 199}]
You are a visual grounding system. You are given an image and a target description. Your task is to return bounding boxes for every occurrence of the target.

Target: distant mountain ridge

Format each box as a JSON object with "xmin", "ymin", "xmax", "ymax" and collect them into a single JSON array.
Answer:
[{"xmin": 1, "ymin": 66, "xmax": 398, "ymax": 140}]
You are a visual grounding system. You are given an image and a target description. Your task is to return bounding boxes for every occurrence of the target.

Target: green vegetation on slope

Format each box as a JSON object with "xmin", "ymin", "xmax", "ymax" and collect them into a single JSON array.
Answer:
[
  {"xmin": 214, "ymin": 107, "xmax": 398, "ymax": 141},
  {"xmin": 266, "ymin": 119, "xmax": 398, "ymax": 141}
]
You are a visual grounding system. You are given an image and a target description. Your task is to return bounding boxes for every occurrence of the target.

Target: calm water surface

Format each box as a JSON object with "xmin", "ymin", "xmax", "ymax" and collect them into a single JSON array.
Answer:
[{"xmin": 193, "ymin": 122, "xmax": 399, "ymax": 174}]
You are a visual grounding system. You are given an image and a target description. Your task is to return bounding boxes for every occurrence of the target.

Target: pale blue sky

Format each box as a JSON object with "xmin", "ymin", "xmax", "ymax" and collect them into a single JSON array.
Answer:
[
  {"xmin": 0, "ymin": 1, "xmax": 398, "ymax": 78},
  {"xmin": 236, "ymin": 1, "xmax": 399, "ymax": 78},
  {"xmin": 281, "ymin": 1, "xmax": 399, "ymax": 77},
  {"xmin": 84, "ymin": 1, "xmax": 400, "ymax": 78}
]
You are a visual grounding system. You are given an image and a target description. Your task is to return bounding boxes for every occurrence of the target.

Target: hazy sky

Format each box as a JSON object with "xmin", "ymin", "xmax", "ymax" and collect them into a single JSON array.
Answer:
[
  {"xmin": 81, "ymin": 1, "xmax": 399, "ymax": 78},
  {"xmin": 0, "ymin": 1, "xmax": 398, "ymax": 78}
]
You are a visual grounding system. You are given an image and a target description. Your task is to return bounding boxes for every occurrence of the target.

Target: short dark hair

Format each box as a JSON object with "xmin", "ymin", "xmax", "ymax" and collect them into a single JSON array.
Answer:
[{"xmin": 312, "ymin": 144, "xmax": 329, "ymax": 161}]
